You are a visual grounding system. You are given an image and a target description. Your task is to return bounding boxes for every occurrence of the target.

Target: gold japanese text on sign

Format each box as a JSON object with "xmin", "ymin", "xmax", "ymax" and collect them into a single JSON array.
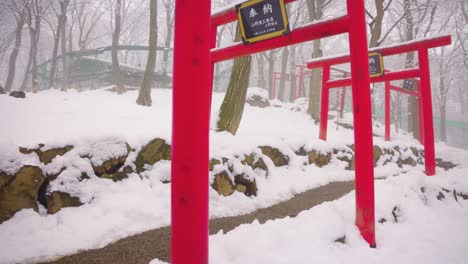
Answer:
[{"xmin": 236, "ymin": 0, "xmax": 290, "ymax": 44}]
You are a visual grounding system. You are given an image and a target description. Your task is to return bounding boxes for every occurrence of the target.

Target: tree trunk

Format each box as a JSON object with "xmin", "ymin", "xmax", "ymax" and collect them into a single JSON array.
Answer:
[
  {"xmin": 4, "ymin": 16, "xmax": 25, "ymax": 92},
  {"xmin": 48, "ymin": 16, "xmax": 62, "ymax": 89},
  {"xmin": 112, "ymin": 0, "xmax": 126, "ymax": 94},
  {"xmin": 289, "ymin": 46, "xmax": 297, "ymax": 102},
  {"xmin": 267, "ymin": 51, "xmax": 274, "ymax": 98},
  {"xmin": 29, "ymin": 27, "xmax": 38, "ymax": 93},
  {"xmin": 136, "ymin": 0, "xmax": 157, "ymax": 106},
  {"xmin": 308, "ymin": 39, "xmax": 322, "ymax": 121},
  {"xmin": 162, "ymin": 1, "xmax": 173, "ymax": 78},
  {"xmin": 278, "ymin": 48, "xmax": 289, "ymax": 102},
  {"xmin": 369, "ymin": 0, "xmax": 384, "ymax": 48},
  {"xmin": 404, "ymin": 0, "xmax": 420, "ymax": 140},
  {"xmin": 216, "ymin": 24, "xmax": 252, "ymax": 135},
  {"xmin": 440, "ymin": 104, "xmax": 447, "ymax": 142},
  {"xmin": 257, "ymin": 54, "xmax": 265, "ymax": 88},
  {"xmin": 61, "ymin": 13, "xmax": 69, "ymax": 91}
]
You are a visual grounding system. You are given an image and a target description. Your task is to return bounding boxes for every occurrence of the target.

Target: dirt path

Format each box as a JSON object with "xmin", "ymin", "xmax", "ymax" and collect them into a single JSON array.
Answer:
[{"xmin": 43, "ymin": 181, "xmax": 355, "ymax": 264}]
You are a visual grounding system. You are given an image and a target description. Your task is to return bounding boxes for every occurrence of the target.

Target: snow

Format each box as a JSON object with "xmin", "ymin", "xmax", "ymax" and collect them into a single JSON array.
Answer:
[{"xmin": 0, "ymin": 89, "xmax": 467, "ymax": 264}]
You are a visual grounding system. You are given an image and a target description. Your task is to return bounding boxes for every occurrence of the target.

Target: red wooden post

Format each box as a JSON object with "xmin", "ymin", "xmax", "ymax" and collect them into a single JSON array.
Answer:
[
  {"xmin": 417, "ymin": 80, "xmax": 425, "ymax": 144},
  {"xmin": 418, "ymin": 49, "xmax": 436, "ymax": 176},
  {"xmin": 319, "ymin": 65, "xmax": 330, "ymax": 140},
  {"xmin": 385, "ymin": 81, "xmax": 391, "ymax": 141},
  {"xmin": 347, "ymin": 0, "xmax": 376, "ymax": 247},
  {"xmin": 171, "ymin": 0, "xmax": 210, "ymax": 263}
]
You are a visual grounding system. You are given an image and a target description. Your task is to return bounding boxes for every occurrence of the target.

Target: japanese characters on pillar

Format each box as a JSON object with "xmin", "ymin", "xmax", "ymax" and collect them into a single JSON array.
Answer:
[
  {"xmin": 236, "ymin": 0, "xmax": 290, "ymax": 44},
  {"xmin": 402, "ymin": 79, "xmax": 417, "ymax": 91},
  {"xmin": 368, "ymin": 52, "xmax": 384, "ymax": 77}
]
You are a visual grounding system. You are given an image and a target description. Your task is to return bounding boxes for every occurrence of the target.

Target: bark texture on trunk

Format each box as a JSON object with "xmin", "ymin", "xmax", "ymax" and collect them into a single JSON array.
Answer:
[
  {"xmin": 289, "ymin": 46, "xmax": 297, "ymax": 102},
  {"xmin": 60, "ymin": 13, "xmax": 68, "ymax": 91},
  {"xmin": 216, "ymin": 24, "xmax": 252, "ymax": 135},
  {"xmin": 111, "ymin": 0, "xmax": 126, "ymax": 94},
  {"xmin": 136, "ymin": 0, "xmax": 157, "ymax": 106},
  {"xmin": 278, "ymin": 48, "xmax": 289, "ymax": 102},
  {"xmin": 48, "ymin": 16, "xmax": 62, "ymax": 89},
  {"xmin": 4, "ymin": 16, "xmax": 25, "ymax": 92}
]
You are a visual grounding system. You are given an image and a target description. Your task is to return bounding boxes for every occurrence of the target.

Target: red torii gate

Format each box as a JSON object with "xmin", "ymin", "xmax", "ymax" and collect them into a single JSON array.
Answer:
[
  {"xmin": 307, "ymin": 35, "xmax": 452, "ymax": 177},
  {"xmin": 172, "ymin": 0, "xmax": 376, "ymax": 262}
]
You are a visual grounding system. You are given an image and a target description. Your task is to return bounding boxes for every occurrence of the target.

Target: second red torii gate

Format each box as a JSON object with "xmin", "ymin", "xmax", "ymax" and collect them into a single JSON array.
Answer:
[{"xmin": 306, "ymin": 35, "xmax": 452, "ymax": 177}]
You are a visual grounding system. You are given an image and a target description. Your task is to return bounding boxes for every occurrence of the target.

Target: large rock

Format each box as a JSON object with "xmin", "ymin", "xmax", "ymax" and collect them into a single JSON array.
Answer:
[
  {"xmin": 19, "ymin": 145, "xmax": 74, "ymax": 165},
  {"xmin": 209, "ymin": 159, "xmax": 221, "ymax": 171},
  {"xmin": 308, "ymin": 150, "xmax": 331, "ymax": 167},
  {"xmin": 0, "ymin": 171, "xmax": 11, "ymax": 190},
  {"xmin": 9, "ymin": 91, "xmax": 25, "ymax": 98},
  {"xmin": 135, "ymin": 138, "xmax": 171, "ymax": 173},
  {"xmin": 93, "ymin": 156, "xmax": 127, "ymax": 176},
  {"xmin": 259, "ymin": 146, "xmax": 289, "ymax": 167},
  {"xmin": 0, "ymin": 166, "xmax": 45, "ymax": 223},
  {"xmin": 46, "ymin": 191, "xmax": 82, "ymax": 214},
  {"xmin": 211, "ymin": 171, "xmax": 234, "ymax": 196},
  {"xmin": 92, "ymin": 143, "xmax": 130, "ymax": 177},
  {"xmin": 234, "ymin": 174, "xmax": 257, "ymax": 197},
  {"xmin": 242, "ymin": 153, "xmax": 268, "ymax": 175},
  {"xmin": 373, "ymin": 146, "xmax": 383, "ymax": 166}
]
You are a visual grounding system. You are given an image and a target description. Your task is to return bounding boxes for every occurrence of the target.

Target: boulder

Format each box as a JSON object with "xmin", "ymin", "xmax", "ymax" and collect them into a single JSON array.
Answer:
[
  {"xmin": 211, "ymin": 171, "xmax": 234, "ymax": 196},
  {"xmin": 0, "ymin": 84, "xmax": 5, "ymax": 94},
  {"xmin": 246, "ymin": 94, "xmax": 270, "ymax": 108},
  {"xmin": 93, "ymin": 156, "xmax": 127, "ymax": 176},
  {"xmin": 100, "ymin": 172, "xmax": 129, "ymax": 182},
  {"xmin": 308, "ymin": 150, "xmax": 332, "ymax": 167},
  {"xmin": 0, "ymin": 166, "xmax": 45, "ymax": 223},
  {"xmin": 19, "ymin": 145, "xmax": 74, "ymax": 165},
  {"xmin": 135, "ymin": 138, "xmax": 171, "ymax": 173},
  {"xmin": 9, "ymin": 91, "xmax": 25, "ymax": 98},
  {"xmin": 46, "ymin": 191, "xmax": 82, "ymax": 214},
  {"xmin": 209, "ymin": 159, "xmax": 221, "ymax": 171},
  {"xmin": 294, "ymin": 146, "xmax": 308, "ymax": 156},
  {"xmin": 373, "ymin": 146, "xmax": 383, "ymax": 166},
  {"xmin": 242, "ymin": 154, "xmax": 268, "ymax": 175},
  {"xmin": 0, "ymin": 171, "xmax": 11, "ymax": 190},
  {"xmin": 234, "ymin": 174, "xmax": 257, "ymax": 197},
  {"xmin": 260, "ymin": 146, "xmax": 289, "ymax": 167}
]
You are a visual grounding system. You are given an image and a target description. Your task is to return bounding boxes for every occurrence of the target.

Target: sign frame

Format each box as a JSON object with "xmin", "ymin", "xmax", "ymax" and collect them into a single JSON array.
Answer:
[
  {"xmin": 236, "ymin": 0, "xmax": 290, "ymax": 44},
  {"xmin": 368, "ymin": 52, "xmax": 384, "ymax": 77}
]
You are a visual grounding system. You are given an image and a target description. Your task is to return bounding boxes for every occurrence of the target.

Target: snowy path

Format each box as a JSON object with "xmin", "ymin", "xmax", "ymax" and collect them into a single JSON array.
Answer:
[{"xmin": 43, "ymin": 181, "xmax": 355, "ymax": 264}]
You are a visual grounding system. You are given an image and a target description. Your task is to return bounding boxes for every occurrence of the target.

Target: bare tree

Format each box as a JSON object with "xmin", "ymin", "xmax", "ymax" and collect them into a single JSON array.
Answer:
[
  {"xmin": 216, "ymin": 24, "xmax": 252, "ymax": 134},
  {"xmin": 161, "ymin": 0, "xmax": 174, "ymax": 81},
  {"xmin": 44, "ymin": 2, "xmax": 62, "ymax": 89},
  {"xmin": 59, "ymin": 0, "xmax": 71, "ymax": 91},
  {"xmin": 24, "ymin": 0, "xmax": 48, "ymax": 93},
  {"xmin": 136, "ymin": 0, "xmax": 157, "ymax": 106},
  {"xmin": 111, "ymin": 0, "xmax": 126, "ymax": 94},
  {"xmin": 3, "ymin": 0, "xmax": 26, "ymax": 92}
]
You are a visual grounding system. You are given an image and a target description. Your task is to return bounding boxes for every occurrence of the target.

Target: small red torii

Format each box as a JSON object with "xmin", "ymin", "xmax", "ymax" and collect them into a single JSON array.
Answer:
[{"xmin": 306, "ymin": 35, "xmax": 452, "ymax": 177}]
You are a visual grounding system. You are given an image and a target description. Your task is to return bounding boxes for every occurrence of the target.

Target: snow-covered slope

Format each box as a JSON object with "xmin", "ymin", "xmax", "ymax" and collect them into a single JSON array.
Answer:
[{"xmin": 0, "ymin": 89, "xmax": 467, "ymax": 264}]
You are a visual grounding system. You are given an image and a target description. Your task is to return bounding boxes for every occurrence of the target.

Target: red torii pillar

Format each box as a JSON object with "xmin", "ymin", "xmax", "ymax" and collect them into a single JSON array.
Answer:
[{"xmin": 171, "ymin": 1, "xmax": 210, "ymax": 263}]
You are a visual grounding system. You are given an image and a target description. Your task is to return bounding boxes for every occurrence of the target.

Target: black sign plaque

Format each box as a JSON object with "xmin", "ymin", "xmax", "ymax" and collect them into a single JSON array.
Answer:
[
  {"xmin": 236, "ymin": 0, "xmax": 290, "ymax": 44},
  {"xmin": 402, "ymin": 79, "xmax": 416, "ymax": 90},
  {"xmin": 368, "ymin": 52, "xmax": 384, "ymax": 77}
]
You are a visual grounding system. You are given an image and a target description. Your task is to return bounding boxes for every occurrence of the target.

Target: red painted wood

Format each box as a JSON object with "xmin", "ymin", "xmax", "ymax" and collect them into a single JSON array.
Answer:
[
  {"xmin": 211, "ymin": 16, "xmax": 349, "ymax": 63},
  {"xmin": 327, "ymin": 68, "xmax": 421, "ymax": 88},
  {"xmin": 171, "ymin": 0, "xmax": 211, "ymax": 263},
  {"xmin": 389, "ymin": 85, "xmax": 419, "ymax": 97},
  {"xmin": 418, "ymin": 49, "xmax": 436, "ymax": 176},
  {"xmin": 319, "ymin": 65, "xmax": 330, "ymax": 140},
  {"xmin": 347, "ymin": 0, "xmax": 376, "ymax": 247},
  {"xmin": 307, "ymin": 35, "xmax": 451, "ymax": 69}
]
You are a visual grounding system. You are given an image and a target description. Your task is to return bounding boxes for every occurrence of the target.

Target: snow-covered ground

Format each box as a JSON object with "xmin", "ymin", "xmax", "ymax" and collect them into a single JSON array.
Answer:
[{"xmin": 0, "ymin": 89, "xmax": 467, "ymax": 264}]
